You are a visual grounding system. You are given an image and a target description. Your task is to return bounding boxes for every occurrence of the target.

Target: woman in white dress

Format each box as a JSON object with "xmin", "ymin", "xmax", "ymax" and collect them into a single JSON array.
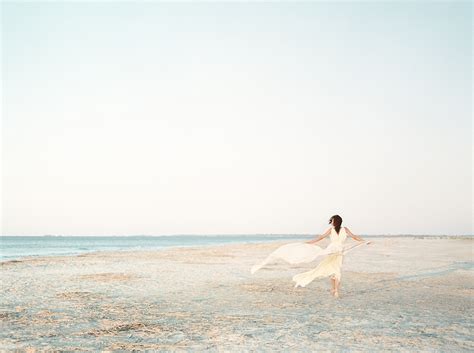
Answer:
[{"xmin": 293, "ymin": 215, "xmax": 369, "ymax": 298}]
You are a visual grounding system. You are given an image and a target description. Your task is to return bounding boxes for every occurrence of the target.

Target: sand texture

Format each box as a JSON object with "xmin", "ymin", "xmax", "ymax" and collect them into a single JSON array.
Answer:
[{"xmin": 1, "ymin": 237, "xmax": 473, "ymax": 351}]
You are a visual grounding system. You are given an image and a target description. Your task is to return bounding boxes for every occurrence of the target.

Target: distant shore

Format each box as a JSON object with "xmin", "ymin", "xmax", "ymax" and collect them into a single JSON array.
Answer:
[{"xmin": 2, "ymin": 234, "xmax": 472, "ymax": 237}]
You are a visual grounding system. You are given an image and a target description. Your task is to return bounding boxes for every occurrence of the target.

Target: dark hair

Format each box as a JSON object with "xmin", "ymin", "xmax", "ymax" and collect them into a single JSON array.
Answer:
[{"xmin": 329, "ymin": 215, "xmax": 343, "ymax": 234}]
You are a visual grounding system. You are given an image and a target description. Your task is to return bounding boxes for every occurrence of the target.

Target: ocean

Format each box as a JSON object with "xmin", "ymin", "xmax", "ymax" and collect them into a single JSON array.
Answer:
[
  {"xmin": 0, "ymin": 234, "xmax": 466, "ymax": 261},
  {"xmin": 0, "ymin": 235, "xmax": 315, "ymax": 261}
]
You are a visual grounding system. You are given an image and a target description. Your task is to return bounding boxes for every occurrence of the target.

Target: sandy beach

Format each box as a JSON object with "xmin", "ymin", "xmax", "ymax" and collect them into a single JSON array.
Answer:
[{"xmin": 1, "ymin": 236, "xmax": 473, "ymax": 351}]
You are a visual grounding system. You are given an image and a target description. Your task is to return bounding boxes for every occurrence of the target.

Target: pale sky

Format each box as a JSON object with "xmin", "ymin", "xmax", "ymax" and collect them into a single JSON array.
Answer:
[{"xmin": 1, "ymin": 1, "xmax": 472, "ymax": 236}]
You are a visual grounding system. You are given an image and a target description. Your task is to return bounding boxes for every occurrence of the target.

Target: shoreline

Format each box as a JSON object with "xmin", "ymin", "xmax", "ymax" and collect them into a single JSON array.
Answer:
[{"xmin": 1, "ymin": 234, "xmax": 472, "ymax": 263}]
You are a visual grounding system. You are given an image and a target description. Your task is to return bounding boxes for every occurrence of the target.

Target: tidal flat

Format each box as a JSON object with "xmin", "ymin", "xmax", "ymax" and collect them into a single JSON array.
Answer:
[{"xmin": 1, "ymin": 237, "xmax": 473, "ymax": 351}]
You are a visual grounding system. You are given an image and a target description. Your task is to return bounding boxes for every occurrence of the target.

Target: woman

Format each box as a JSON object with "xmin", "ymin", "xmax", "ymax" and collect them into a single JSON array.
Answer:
[{"xmin": 293, "ymin": 214, "xmax": 370, "ymax": 298}]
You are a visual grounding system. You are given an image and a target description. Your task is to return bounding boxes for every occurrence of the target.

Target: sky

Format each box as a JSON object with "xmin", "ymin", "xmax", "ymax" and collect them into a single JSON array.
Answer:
[{"xmin": 1, "ymin": 1, "xmax": 472, "ymax": 236}]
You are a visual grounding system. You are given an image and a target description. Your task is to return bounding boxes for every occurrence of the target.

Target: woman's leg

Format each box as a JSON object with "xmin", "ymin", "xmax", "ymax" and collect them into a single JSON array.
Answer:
[
  {"xmin": 334, "ymin": 277, "xmax": 340, "ymax": 297},
  {"xmin": 334, "ymin": 255, "xmax": 343, "ymax": 297},
  {"xmin": 330, "ymin": 276, "xmax": 336, "ymax": 294}
]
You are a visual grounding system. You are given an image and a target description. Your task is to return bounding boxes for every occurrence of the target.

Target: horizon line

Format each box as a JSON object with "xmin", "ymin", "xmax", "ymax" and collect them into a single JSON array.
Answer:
[{"xmin": 1, "ymin": 234, "xmax": 472, "ymax": 237}]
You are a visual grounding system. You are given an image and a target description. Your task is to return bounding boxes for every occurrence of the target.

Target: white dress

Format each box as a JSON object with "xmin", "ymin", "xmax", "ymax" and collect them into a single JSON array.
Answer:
[
  {"xmin": 292, "ymin": 226, "xmax": 347, "ymax": 288},
  {"xmin": 251, "ymin": 226, "xmax": 368, "ymax": 287}
]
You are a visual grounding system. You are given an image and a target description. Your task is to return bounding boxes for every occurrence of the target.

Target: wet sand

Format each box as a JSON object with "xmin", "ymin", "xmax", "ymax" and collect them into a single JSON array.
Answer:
[{"xmin": 1, "ymin": 237, "xmax": 473, "ymax": 351}]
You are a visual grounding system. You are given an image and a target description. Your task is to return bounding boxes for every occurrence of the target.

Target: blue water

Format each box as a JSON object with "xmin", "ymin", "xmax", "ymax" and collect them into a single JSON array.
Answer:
[
  {"xmin": 0, "ymin": 235, "xmax": 316, "ymax": 261},
  {"xmin": 1, "ymin": 234, "xmax": 469, "ymax": 261}
]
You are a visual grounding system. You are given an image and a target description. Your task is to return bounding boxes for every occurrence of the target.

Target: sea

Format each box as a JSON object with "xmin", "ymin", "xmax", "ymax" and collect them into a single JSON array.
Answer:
[
  {"xmin": 0, "ymin": 235, "xmax": 313, "ymax": 261},
  {"xmin": 0, "ymin": 234, "xmax": 466, "ymax": 261}
]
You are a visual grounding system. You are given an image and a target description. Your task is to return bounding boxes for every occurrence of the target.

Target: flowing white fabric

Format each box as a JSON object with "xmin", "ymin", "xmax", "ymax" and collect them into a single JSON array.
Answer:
[
  {"xmin": 251, "ymin": 226, "xmax": 370, "ymax": 288},
  {"xmin": 250, "ymin": 242, "xmax": 340, "ymax": 274}
]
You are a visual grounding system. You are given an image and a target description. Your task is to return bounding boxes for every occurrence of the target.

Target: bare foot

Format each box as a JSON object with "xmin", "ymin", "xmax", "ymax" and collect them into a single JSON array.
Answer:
[{"xmin": 333, "ymin": 290, "xmax": 340, "ymax": 298}]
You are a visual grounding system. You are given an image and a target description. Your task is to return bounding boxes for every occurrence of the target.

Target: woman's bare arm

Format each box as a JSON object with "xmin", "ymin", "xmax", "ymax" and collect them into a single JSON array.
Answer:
[
  {"xmin": 345, "ymin": 227, "xmax": 369, "ymax": 242},
  {"xmin": 306, "ymin": 227, "xmax": 332, "ymax": 244}
]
